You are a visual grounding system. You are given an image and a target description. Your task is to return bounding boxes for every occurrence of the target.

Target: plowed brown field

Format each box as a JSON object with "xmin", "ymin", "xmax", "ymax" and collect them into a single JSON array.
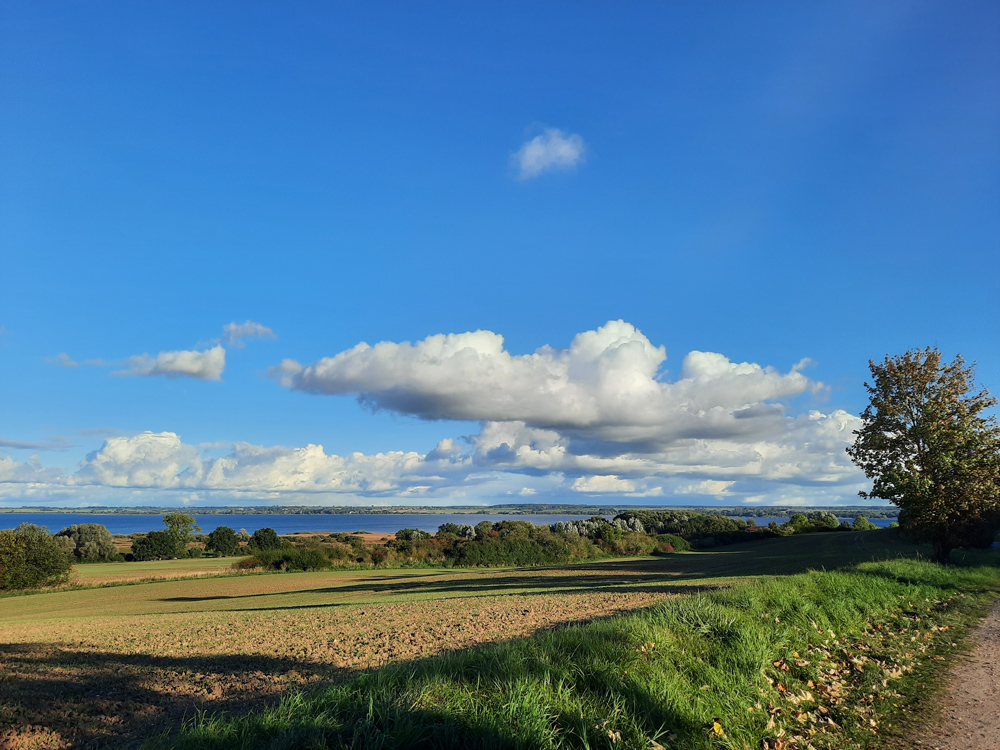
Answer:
[{"xmin": 0, "ymin": 560, "xmax": 689, "ymax": 749}]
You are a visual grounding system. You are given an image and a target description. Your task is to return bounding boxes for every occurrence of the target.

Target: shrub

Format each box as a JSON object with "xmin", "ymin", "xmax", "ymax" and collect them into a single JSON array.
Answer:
[
  {"xmin": 247, "ymin": 527, "xmax": 282, "ymax": 552},
  {"xmin": 616, "ymin": 510, "xmax": 747, "ymax": 539},
  {"xmin": 654, "ymin": 533, "xmax": 691, "ymax": 553},
  {"xmin": 244, "ymin": 546, "xmax": 332, "ymax": 571},
  {"xmin": 438, "ymin": 523, "xmax": 475, "ymax": 539},
  {"xmin": 395, "ymin": 528, "xmax": 431, "ymax": 542},
  {"xmin": 852, "ymin": 516, "xmax": 878, "ymax": 531},
  {"xmin": 205, "ymin": 526, "xmax": 242, "ymax": 556},
  {"xmin": 55, "ymin": 523, "xmax": 118, "ymax": 561},
  {"xmin": 131, "ymin": 530, "xmax": 180, "ymax": 561},
  {"xmin": 187, "ymin": 546, "xmax": 203, "ymax": 558},
  {"xmin": 603, "ymin": 532, "xmax": 656, "ymax": 556},
  {"xmin": 0, "ymin": 524, "xmax": 73, "ymax": 590}
]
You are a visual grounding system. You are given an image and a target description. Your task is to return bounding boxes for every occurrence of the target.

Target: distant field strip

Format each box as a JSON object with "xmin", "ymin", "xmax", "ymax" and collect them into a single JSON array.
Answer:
[{"xmin": 70, "ymin": 556, "xmax": 244, "ymax": 585}]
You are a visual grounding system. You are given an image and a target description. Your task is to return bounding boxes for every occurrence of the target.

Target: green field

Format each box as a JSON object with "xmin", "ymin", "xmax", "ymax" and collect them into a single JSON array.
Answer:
[
  {"xmin": 1, "ymin": 529, "xmax": 996, "ymax": 750},
  {"xmin": 5, "ymin": 529, "xmax": 929, "ymax": 623}
]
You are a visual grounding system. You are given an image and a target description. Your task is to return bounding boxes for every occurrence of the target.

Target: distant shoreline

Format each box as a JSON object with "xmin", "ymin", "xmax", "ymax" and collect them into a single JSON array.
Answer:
[{"xmin": 0, "ymin": 504, "xmax": 900, "ymax": 519}]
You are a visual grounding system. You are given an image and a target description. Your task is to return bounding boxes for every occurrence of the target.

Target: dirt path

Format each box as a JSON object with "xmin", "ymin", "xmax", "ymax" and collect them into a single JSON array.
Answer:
[{"xmin": 918, "ymin": 597, "xmax": 1000, "ymax": 750}]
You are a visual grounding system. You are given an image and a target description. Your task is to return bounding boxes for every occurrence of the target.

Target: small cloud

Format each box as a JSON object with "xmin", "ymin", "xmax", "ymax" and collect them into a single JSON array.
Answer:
[
  {"xmin": 77, "ymin": 427, "xmax": 125, "ymax": 438},
  {"xmin": 518, "ymin": 487, "xmax": 536, "ymax": 496},
  {"xmin": 0, "ymin": 437, "xmax": 68, "ymax": 451},
  {"xmin": 512, "ymin": 128, "xmax": 585, "ymax": 179},
  {"xmin": 47, "ymin": 353, "xmax": 78, "ymax": 367},
  {"xmin": 570, "ymin": 475, "xmax": 635, "ymax": 493},
  {"xmin": 116, "ymin": 345, "xmax": 225, "ymax": 381},
  {"xmin": 223, "ymin": 320, "xmax": 276, "ymax": 348}
]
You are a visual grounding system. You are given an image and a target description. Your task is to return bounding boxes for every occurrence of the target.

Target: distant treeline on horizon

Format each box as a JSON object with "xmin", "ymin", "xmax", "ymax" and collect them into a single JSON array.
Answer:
[{"xmin": 0, "ymin": 503, "xmax": 900, "ymax": 519}]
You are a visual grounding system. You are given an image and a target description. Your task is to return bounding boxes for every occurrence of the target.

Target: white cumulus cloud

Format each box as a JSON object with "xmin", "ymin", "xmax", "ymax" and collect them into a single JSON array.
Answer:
[
  {"xmin": 64, "ymin": 431, "xmax": 464, "ymax": 496},
  {"xmin": 513, "ymin": 128, "xmax": 585, "ymax": 179},
  {"xmin": 117, "ymin": 345, "xmax": 226, "ymax": 381},
  {"xmin": 278, "ymin": 320, "xmax": 816, "ymax": 452}
]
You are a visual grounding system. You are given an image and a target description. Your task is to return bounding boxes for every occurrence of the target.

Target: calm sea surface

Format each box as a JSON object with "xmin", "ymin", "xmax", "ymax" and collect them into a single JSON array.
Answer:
[{"xmin": 0, "ymin": 512, "xmax": 895, "ymax": 535}]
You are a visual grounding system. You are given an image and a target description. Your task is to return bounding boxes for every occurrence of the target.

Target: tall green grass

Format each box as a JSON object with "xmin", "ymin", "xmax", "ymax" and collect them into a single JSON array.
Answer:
[{"xmin": 151, "ymin": 556, "xmax": 1000, "ymax": 750}]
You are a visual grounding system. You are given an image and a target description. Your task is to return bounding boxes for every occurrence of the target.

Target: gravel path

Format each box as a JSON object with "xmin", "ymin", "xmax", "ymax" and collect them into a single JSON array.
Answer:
[{"xmin": 920, "ymin": 597, "xmax": 1000, "ymax": 750}]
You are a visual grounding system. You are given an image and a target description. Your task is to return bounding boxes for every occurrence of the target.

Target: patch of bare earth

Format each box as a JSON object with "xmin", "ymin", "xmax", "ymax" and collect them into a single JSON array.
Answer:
[
  {"xmin": 0, "ymin": 590, "xmax": 666, "ymax": 749},
  {"xmin": 913, "ymin": 597, "xmax": 1000, "ymax": 750}
]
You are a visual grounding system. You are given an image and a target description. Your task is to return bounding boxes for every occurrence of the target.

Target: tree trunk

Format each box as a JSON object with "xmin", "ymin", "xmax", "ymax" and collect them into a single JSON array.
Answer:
[{"xmin": 932, "ymin": 538, "xmax": 951, "ymax": 564}]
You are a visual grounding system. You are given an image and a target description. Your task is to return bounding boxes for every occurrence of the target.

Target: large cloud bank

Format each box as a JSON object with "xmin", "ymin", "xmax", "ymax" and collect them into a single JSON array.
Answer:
[
  {"xmin": 4, "ymin": 322, "xmax": 868, "ymax": 506},
  {"xmin": 277, "ymin": 320, "xmax": 819, "ymax": 451}
]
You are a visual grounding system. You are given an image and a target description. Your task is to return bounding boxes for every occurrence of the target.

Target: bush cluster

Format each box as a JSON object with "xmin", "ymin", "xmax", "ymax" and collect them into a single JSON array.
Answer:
[
  {"xmin": 0, "ymin": 523, "xmax": 73, "ymax": 590},
  {"xmin": 228, "ymin": 508, "xmax": 887, "ymax": 574},
  {"xmin": 55, "ymin": 523, "xmax": 119, "ymax": 561},
  {"xmin": 239, "ymin": 545, "xmax": 331, "ymax": 572}
]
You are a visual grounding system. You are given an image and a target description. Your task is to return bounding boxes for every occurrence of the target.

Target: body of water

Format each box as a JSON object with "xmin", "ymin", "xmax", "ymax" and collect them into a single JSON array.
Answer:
[
  {"xmin": 0, "ymin": 512, "xmax": 897, "ymax": 535},
  {"xmin": 0, "ymin": 513, "xmax": 604, "ymax": 536},
  {"xmin": 734, "ymin": 516, "xmax": 896, "ymax": 528}
]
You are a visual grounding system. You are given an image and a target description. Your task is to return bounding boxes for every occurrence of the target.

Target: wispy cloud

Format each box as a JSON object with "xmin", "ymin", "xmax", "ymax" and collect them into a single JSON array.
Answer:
[
  {"xmin": 512, "ymin": 128, "xmax": 585, "ymax": 179},
  {"xmin": 223, "ymin": 320, "xmax": 276, "ymax": 348},
  {"xmin": 46, "ymin": 353, "xmax": 78, "ymax": 367},
  {"xmin": 0, "ymin": 436, "xmax": 71, "ymax": 451}
]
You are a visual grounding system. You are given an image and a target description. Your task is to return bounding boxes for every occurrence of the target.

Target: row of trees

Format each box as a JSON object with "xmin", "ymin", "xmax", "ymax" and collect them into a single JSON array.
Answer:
[
  {"xmin": 0, "ymin": 516, "xmax": 287, "ymax": 589},
  {"xmin": 130, "ymin": 515, "xmax": 283, "ymax": 560}
]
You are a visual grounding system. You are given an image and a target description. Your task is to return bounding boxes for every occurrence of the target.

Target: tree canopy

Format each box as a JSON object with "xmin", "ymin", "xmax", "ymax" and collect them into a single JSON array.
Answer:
[
  {"xmin": 56, "ymin": 523, "xmax": 118, "ymax": 561},
  {"xmin": 131, "ymin": 530, "xmax": 181, "ymax": 561},
  {"xmin": 205, "ymin": 526, "xmax": 242, "ymax": 557},
  {"xmin": 0, "ymin": 523, "xmax": 73, "ymax": 589},
  {"xmin": 162, "ymin": 513, "xmax": 200, "ymax": 554},
  {"xmin": 247, "ymin": 527, "xmax": 282, "ymax": 552},
  {"xmin": 847, "ymin": 348, "xmax": 1000, "ymax": 562}
]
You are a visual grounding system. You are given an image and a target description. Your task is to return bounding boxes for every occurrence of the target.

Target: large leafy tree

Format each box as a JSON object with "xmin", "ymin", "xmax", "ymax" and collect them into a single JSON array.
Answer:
[
  {"xmin": 162, "ymin": 513, "xmax": 200, "ymax": 556},
  {"xmin": 247, "ymin": 527, "xmax": 282, "ymax": 552},
  {"xmin": 847, "ymin": 348, "xmax": 1000, "ymax": 562},
  {"xmin": 56, "ymin": 523, "xmax": 118, "ymax": 561},
  {"xmin": 0, "ymin": 523, "xmax": 73, "ymax": 590},
  {"xmin": 205, "ymin": 526, "xmax": 242, "ymax": 557},
  {"xmin": 130, "ymin": 530, "xmax": 181, "ymax": 561}
]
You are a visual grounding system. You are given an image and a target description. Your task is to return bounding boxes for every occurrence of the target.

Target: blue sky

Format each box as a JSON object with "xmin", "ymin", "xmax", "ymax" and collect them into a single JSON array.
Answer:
[{"xmin": 1, "ymin": 1, "xmax": 997, "ymax": 507}]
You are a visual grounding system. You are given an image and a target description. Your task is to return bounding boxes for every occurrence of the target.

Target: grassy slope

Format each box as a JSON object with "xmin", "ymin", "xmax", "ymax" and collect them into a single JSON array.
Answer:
[{"xmin": 154, "ymin": 551, "xmax": 1000, "ymax": 750}]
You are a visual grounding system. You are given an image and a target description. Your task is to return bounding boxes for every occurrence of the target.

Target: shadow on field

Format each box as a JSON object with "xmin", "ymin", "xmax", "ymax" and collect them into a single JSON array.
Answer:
[
  {"xmin": 141, "ymin": 609, "xmax": 710, "ymax": 750},
  {"xmin": 158, "ymin": 566, "xmax": 716, "ymax": 608},
  {"xmin": 157, "ymin": 530, "xmax": 922, "ymax": 612},
  {"xmin": 0, "ymin": 642, "xmax": 356, "ymax": 750}
]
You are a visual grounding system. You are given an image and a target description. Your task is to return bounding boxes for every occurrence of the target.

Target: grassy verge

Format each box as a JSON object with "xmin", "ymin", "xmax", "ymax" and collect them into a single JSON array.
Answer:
[{"xmin": 150, "ymin": 554, "xmax": 1000, "ymax": 750}]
